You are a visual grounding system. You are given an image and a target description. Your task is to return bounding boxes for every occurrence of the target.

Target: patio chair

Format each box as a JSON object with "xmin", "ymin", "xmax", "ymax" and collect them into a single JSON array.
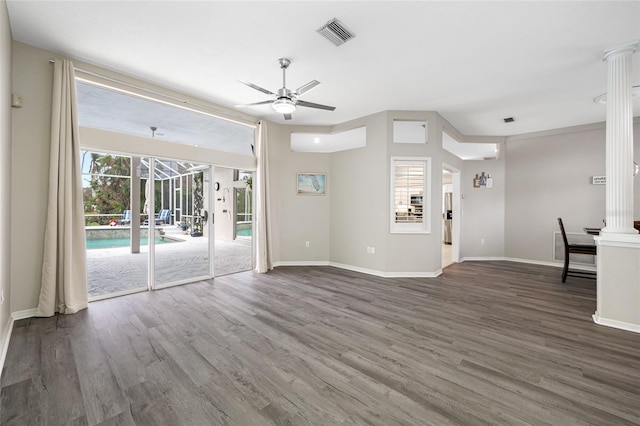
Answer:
[
  {"xmin": 118, "ymin": 210, "xmax": 131, "ymax": 226},
  {"xmin": 144, "ymin": 209, "xmax": 171, "ymax": 225}
]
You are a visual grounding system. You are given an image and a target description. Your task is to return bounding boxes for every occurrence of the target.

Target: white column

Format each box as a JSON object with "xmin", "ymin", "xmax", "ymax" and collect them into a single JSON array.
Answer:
[
  {"xmin": 593, "ymin": 40, "xmax": 640, "ymax": 334},
  {"xmin": 601, "ymin": 41, "xmax": 638, "ymax": 235}
]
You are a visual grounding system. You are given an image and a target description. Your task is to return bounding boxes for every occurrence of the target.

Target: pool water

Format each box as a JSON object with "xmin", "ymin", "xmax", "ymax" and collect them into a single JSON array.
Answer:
[
  {"xmin": 237, "ymin": 228, "xmax": 252, "ymax": 237},
  {"xmin": 87, "ymin": 236, "xmax": 179, "ymax": 249}
]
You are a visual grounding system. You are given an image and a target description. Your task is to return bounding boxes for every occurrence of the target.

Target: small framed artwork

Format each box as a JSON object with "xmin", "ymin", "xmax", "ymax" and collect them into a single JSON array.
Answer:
[{"xmin": 297, "ymin": 173, "xmax": 326, "ymax": 195}]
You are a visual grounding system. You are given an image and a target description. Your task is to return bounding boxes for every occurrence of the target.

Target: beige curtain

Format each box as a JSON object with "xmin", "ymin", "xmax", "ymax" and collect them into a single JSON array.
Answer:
[
  {"xmin": 36, "ymin": 59, "xmax": 88, "ymax": 316},
  {"xmin": 255, "ymin": 120, "xmax": 273, "ymax": 273}
]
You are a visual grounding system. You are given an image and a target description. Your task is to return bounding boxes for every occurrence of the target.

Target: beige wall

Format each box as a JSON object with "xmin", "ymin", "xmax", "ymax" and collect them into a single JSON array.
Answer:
[
  {"xmin": 460, "ymin": 152, "xmax": 506, "ymax": 258},
  {"xmin": 8, "ymin": 40, "xmax": 640, "ymax": 318},
  {"xmin": 10, "ymin": 42, "xmax": 52, "ymax": 312},
  {"xmin": 330, "ymin": 113, "xmax": 387, "ymax": 271},
  {"xmin": 504, "ymin": 121, "xmax": 640, "ymax": 264},
  {"xmin": 1, "ymin": 0, "xmax": 12, "ymax": 342},
  {"xmin": 268, "ymin": 122, "xmax": 331, "ymax": 263}
]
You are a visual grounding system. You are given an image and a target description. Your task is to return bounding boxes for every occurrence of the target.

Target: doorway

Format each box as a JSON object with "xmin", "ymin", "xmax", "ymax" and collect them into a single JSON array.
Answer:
[
  {"xmin": 442, "ymin": 165, "xmax": 461, "ymax": 268},
  {"xmin": 82, "ymin": 150, "xmax": 216, "ymax": 299},
  {"xmin": 213, "ymin": 167, "xmax": 253, "ymax": 277}
]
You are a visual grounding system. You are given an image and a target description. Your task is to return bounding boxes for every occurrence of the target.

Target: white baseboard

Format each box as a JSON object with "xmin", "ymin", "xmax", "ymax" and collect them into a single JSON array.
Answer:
[
  {"xmin": 12, "ymin": 308, "xmax": 37, "ymax": 320},
  {"xmin": 272, "ymin": 260, "xmax": 441, "ymax": 278},
  {"xmin": 272, "ymin": 260, "xmax": 330, "ymax": 267},
  {"xmin": 461, "ymin": 256, "xmax": 507, "ymax": 262},
  {"xmin": 593, "ymin": 312, "xmax": 640, "ymax": 334},
  {"xmin": 461, "ymin": 256, "xmax": 597, "ymax": 272},
  {"xmin": 0, "ymin": 316, "xmax": 15, "ymax": 375}
]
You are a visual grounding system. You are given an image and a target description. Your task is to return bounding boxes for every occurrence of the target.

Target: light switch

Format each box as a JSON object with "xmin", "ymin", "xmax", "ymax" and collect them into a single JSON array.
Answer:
[{"xmin": 12, "ymin": 94, "xmax": 23, "ymax": 108}]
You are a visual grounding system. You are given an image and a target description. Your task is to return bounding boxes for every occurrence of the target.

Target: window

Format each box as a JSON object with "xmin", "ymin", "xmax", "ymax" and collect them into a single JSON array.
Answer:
[{"xmin": 390, "ymin": 157, "xmax": 431, "ymax": 233}]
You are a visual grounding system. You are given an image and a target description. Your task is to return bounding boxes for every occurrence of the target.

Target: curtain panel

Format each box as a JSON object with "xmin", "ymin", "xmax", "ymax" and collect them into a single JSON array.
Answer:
[{"xmin": 36, "ymin": 59, "xmax": 88, "ymax": 316}]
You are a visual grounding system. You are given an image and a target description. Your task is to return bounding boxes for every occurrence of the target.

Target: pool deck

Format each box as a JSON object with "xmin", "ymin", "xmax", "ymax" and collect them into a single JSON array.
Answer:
[{"xmin": 86, "ymin": 226, "xmax": 252, "ymax": 298}]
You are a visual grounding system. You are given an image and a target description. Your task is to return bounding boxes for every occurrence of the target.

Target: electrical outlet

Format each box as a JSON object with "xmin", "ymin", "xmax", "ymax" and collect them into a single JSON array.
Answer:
[
  {"xmin": 481, "ymin": 239, "xmax": 485, "ymax": 245},
  {"xmin": 370, "ymin": 247, "xmax": 375, "ymax": 254},
  {"xmin": 305, "ymin": 241, "xmax": 310, "ymax": 248}
]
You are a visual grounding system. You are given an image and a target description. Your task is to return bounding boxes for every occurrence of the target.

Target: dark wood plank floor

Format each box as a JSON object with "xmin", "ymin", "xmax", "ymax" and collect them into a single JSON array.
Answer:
[{"xmin": 2, "ymin": 261, "xmax": 640, "ymax": 425}]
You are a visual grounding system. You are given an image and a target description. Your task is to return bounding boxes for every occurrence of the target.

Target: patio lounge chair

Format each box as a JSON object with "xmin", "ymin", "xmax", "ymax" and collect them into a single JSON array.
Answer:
[
  {"xmin": 144, "ymin": 209, "xmax": 171, "ymax": 225},
  {"xmin": 118, "ymin": 210, "xmax": 131, "ymax": 226}
]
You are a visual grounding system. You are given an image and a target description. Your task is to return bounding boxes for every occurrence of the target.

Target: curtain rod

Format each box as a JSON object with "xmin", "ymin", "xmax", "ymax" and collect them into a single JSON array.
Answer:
[{"xmin": 48, "ymin": 58, "xmax": 259, "ymax": 128}]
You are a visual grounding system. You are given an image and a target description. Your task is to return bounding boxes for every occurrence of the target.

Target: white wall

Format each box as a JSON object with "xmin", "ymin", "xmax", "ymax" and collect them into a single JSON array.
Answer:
[
  {"xmin": 1, "ymin": 0, "xmax": 13, "ymax": 349},
  {"xmin": 504, "ymin": 121, "xmax": 640, "ymax": 264}
]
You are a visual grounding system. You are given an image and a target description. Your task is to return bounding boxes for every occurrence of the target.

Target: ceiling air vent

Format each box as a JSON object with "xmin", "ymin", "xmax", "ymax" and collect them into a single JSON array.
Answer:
[{"xmin": 317, "ymin": 18, "xmax": 355, "ymax": 46}]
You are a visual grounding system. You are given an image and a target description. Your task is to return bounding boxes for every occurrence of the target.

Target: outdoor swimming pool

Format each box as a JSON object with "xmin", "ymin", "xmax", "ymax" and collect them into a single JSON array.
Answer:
[
  {"xmin": 86, "ymin": 235, "xmax": 181, "ymax": 249},
  {"xmin": 237, "ymin": 228, "xmax": 252, "ymax": 237}
]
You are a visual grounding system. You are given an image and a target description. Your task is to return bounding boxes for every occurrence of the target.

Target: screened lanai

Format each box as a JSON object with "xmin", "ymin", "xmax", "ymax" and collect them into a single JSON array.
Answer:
[{"xmin": 76, "ymin": 72, "xmax": 257, "ymax": 300}]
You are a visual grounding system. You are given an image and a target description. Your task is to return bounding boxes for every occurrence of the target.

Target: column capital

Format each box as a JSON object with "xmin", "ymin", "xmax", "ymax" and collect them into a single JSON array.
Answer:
[{"xmin": 603, "ymin": 40, "xmax": 639, "ymax": 61}]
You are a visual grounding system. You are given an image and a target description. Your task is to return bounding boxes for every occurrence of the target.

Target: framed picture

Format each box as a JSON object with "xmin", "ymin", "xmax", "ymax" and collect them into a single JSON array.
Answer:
[{"xmin": 297, "ymin": 173, "xmax": 326, "ymax": 195}]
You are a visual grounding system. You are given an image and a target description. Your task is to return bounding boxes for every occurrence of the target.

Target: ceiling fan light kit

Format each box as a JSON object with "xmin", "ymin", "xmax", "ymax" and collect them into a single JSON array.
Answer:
[
  {"xmin": 273, "ymin": 98, "xmax": 296, "ymax": 114},
  {"xmin": 238, "ymin": 57, "xmax": 335, "ymax": 120}
]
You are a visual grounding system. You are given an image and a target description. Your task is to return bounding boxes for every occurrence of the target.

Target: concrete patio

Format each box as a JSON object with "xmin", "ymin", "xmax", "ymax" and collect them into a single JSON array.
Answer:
[{"xmin": 86, "ymin": 226, "xmax": 252, "ymax": 298}]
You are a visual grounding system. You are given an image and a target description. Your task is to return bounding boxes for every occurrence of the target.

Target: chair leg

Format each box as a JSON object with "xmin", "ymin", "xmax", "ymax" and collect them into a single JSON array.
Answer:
[{"xmin": 562, "ymin": 250, "xmax": 569, "ymax": 283}]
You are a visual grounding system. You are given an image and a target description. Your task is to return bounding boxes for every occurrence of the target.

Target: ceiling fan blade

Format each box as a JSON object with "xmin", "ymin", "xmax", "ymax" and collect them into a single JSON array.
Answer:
[
  {"xmin": 295, "ymin": 80, "xmax": 320, "ymax": 96},
  {"xmin": 239, "ymin": 80, "xmax": 275, "ymax": 95},
  {"xmin": 283, "ymin": 113, "xmax": 292, "ymax": 120},
  {"xmin": 296, "ymin": 100, "xmax": 336, "ymax": 111},
  {"xmin": 235, "ymin": 100, "xmax": 274, "ymax": 108}
]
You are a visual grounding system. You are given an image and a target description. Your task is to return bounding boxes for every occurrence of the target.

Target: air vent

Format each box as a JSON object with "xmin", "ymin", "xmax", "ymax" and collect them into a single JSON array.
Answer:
[
  {"xmin": 317, "ymin": 18, "xmax": 355, "ymax": 46},
  {"xmin": 503, "ymin": 117, "xmax": 514, "ymax": 123}
]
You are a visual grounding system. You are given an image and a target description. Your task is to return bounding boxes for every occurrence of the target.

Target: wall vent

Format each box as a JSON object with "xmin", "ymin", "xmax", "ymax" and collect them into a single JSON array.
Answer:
[{"xmin": 317, "ymin": 18, "xmax": 355, "ymax": 46}]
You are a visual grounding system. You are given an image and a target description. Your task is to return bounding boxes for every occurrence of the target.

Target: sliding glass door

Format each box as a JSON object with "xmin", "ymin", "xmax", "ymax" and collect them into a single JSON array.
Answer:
[
  {"xmin": 152, "ymin": 158, "xmax": 213, "ymax": 288},
  {"xmin": 83, "ymin": 150, "xmax": 217, "ymax": 299},
  {"xmin": 213, "ymin": 167, "xmax": 253, "ymax": 276},
  {"xmin": 82, "ymin": 151, "xmax": 148, "ymax": 299}
]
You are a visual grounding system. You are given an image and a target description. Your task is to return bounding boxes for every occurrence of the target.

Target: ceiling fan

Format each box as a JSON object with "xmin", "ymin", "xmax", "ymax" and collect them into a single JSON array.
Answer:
[{"xmin": 237, "ymin": 58, "xmax": 335, "ymax": 120}]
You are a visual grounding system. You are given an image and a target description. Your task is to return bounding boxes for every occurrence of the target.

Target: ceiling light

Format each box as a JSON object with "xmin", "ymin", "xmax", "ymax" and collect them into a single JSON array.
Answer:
[
  {"xmin": 314, "ymin": 137, "xmax": 320, "ymax": 144},
  {"xmin": 594, "ymin": 85, "xmax": 640, "ymax": 104},
  {"xmin": 272, "ymin": 98, "xmax": 296, "ymax": 114}
]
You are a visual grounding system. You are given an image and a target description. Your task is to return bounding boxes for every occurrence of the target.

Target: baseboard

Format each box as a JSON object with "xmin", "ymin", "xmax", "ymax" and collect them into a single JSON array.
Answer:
[
  {"xmin": 12, "ymin": 308, "xmax": 37, "ymax": 320},
  {"xmin": 272, "ymin": 261, "xmax": 330, "ymax": 267},
  {"xmin": 0, "ymin": 316, "xmax": 15, "ymax": 376},
  {"xmin": 272, "ymin": 260, "xmax": 441, "ymax": 278},
  {"xmin": 461, "ymin": 256, "xmax": 597, "ymax": 272},
  {"xmin": 460, "ymin": 256, "xmax": 507, "ymax": 262},
  {"xmin": 593, "ymin": 312, "xmax": 640, "ymax": 334}
]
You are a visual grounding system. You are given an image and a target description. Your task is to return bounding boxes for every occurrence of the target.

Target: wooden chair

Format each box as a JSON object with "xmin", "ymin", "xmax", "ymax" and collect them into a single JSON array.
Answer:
[{"xmin": 557, "ymin": 218, "xmax": 597, "ymax": 282}]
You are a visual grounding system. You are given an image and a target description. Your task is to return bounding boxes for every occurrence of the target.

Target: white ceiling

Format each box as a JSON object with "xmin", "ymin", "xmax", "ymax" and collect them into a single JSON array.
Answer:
[{"xmin": 7, "ymin": 1, "xmax": 640, "ymax": 139}]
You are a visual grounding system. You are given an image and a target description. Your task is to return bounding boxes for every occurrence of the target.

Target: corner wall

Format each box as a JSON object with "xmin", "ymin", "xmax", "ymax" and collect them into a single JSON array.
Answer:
[
  {"xmin": 1, "ymin": 0, "xmax": 13, "ymax": 361},
  {"xmin": 10, "ymin": 42, "xmax": 53, "ymax": 313}
]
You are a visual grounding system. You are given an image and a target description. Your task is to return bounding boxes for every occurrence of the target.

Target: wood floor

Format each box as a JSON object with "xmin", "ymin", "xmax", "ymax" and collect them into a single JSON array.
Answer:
[{"xmin": 2, "ymin": 261, "xmax": 640, "ymax": 425}]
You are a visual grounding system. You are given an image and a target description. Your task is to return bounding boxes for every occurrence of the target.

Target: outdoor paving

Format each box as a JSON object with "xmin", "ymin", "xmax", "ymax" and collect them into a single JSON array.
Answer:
[{"xmin": 86, "ymin": 227, "xmax": 252, "ymax": 298}]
